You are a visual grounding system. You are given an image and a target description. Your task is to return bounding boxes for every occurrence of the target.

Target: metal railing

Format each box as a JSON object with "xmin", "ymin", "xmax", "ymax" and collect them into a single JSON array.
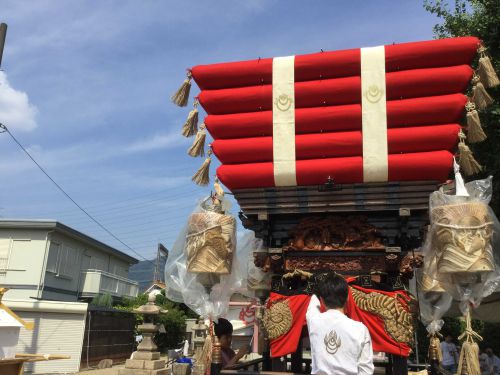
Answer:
[{"xmin": 79, "ymin": 269, "xmax": 139, "ymax": 298}]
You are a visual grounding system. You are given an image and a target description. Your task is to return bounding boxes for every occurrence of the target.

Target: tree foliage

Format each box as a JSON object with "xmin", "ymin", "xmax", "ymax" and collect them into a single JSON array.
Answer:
[
  {"xmin": 424, "ymin": 0, "xmax": 500, "ymax": 214},
  {"xmin": 90, "ymin": 293, "xmax": 113, "ymax": 308}
]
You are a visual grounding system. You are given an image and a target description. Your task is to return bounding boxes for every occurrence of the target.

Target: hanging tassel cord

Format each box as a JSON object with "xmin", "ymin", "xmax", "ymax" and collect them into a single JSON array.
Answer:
[
  {"xmin": 188, "ymin": 123, "xmax": 206, "ymax": 157},
  {"xmin": 192, "ymin": 148, "xmax": 212, "ymax": 186},
  {"xmin": 427, "ymin": 331, "xmax": 443, "ymax": 363},
  {"xmin": 182, "ymin": 98, "xmax": 199, "ymax": 138},
  {"xmin": 171, "ymin": 70, "xmax": 193, "ymax": 107},
  {"xmin": 477, "ymin": 44, "xmax": 500, "ymax": 88},
  {"xmin": 465, "ymin": 101, "xmax": 487, "ymax": 143},
  {"xmin": 472, "ymin": 74, "xmax": 494, "ymax": 110},
  {"xmin": 456, "ymin": 310, "xmax": 482, "ymax": 375},
  {"xmin": 458, "ymin": 310, "xmax": 483, "ymax": 344},
  {"xmin": 458, "ymin": 130, "xmax": 482, "ymax": 176}
]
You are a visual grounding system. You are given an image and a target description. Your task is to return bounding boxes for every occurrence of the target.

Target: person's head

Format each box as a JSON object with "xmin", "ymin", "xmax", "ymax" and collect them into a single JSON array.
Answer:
[
  {"xmin": 316, "ymin": 272, "xmax": 348, "ymax": 310},
  {"xmin": 445, "ymin": 334, "xmax": 453, "ymax": 343},
  {"xmin": 214, "ymin": 318, "xmax": 233, "ymax": 349},
  {"xmin": 486, "ymin": 348, "xmax": 494, "ymax": 357}
]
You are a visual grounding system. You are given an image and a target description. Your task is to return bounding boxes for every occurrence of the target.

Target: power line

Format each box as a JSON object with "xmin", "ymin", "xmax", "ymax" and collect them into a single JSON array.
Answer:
[
  {"xmin": 0, "ymin": 123, "xmax": 155, "ymax": 265},
  {"xmin": 48, "ymin": 185, "xmax": 202, "ymax": 217}
]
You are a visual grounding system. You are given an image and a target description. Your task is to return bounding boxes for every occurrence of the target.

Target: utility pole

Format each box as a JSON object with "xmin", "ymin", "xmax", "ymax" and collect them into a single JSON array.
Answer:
[
  {"xmin": 0, "ymin": 23, "xmax": 7, "ymax": 68},
  {"xmin": 153, "ymin": 243, "xmax": 168, "ymax": 283}
]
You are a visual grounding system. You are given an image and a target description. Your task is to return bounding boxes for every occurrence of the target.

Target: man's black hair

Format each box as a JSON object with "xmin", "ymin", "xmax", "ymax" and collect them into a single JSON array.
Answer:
[
  {"xmin": 214, "ymin": 318, "xmax": 233, "ymax": 338},
  {"xmin": 316, "ymin": 272, "xmax": 348, "ymax": 309}
]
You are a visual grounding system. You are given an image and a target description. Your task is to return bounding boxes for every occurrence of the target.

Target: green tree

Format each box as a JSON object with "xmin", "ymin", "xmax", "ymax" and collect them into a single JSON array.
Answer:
[
  {"xmin": 424, "ymin": 0, "xmax": 500, "ymax": 214},
  {"xmin": 90, "ymin": 293, "xmax": 113, "ymax": 308},
  {"xmin": 421, "ymin": 1, "xmax": 500, "ymax": 355},
  {"xmin": 116, "ymin": 292, "xmax": 190, "ymax": 351}
]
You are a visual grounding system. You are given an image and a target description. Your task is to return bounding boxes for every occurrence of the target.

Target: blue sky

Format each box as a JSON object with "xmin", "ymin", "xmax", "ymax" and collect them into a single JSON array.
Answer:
[{"xmin": 0, "ymin": 0, "xmax": 443, "ymax": 261}]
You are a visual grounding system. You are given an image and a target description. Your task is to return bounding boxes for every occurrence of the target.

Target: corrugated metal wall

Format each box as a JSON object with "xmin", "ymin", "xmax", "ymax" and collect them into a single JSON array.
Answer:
[{"xmin": 16, "ymin": 311, "xmax": 86, "ymax": 374}]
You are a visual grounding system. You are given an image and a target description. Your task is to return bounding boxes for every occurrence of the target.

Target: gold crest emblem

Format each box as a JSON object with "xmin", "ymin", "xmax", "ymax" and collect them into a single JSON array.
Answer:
[
  {"xmin": 324, "ymin": 329, "xmax": 341, "ymax": 355},
  {"xmin": 274, "ymin": 93, "xmax": 293, "ymax": 112},
  {"xmin": 364, "ymin": 84, "xmax": 384, "ymax": 103}
]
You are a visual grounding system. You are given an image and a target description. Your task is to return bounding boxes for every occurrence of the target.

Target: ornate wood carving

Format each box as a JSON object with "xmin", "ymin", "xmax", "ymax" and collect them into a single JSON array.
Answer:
[
  {"xmin": 284, "ymin": 256, "xmax": 387, "ymax": 272},
  {"xmin": 285, "ymin": 215, "xmax": 385, "ymax": 251}
]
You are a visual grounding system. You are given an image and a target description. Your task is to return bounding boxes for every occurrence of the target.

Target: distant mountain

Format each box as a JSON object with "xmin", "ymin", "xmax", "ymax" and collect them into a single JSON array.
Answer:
[{"xmin": 129, "ymin": 257, "xmax": 166, "ymax": 292}]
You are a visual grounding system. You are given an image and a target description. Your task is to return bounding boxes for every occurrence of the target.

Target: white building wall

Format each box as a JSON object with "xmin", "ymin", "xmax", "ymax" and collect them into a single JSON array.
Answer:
[
  {"xmin": 4, "ymin": 299, "xmax": 87, "ymax": 374},
  {"xmin": 0, "ymin": 229, "xmax": 48, "ymax": 300}
]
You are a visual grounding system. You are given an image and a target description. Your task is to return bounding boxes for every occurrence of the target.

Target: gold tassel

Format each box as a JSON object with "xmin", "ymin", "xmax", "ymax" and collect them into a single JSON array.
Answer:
[
  {"xmin": 214, "ymin": 177, "xmax": 224, "ymax": 197},
  {"xmin": 457, "ymin": 311, "xmax": 482, "ymax": 375},
  {"xmin": 171, "ymin": 70, "xmax": 192, "ymax": 107},
  {"xmin": 458, "ymin": 131, "xmax": 482, "ymax": 176},
  {"xmin": 478, "ymin": 45, "xmax": 500, "ymax": 88},
  {"xmin": 428, "ymin": 333, "xmax": 443, "ymax": 363},
  {"xmin": 182, "ymin": 99, "xmax": 199, "ymax": 137},
  {"xmin": 472, "ymin": 75, "xmax": 494, "ymax": 110},
  {"xmin": 192, "ymin": 149, "xmax": 212, "ymax": 186},
  {"xmin": 465, "ymin": 101, "xmax": 486, "ymax": 143},
  {"xmin": 187, "ymin": 124, "xmax": 206, "ymax": 157}
]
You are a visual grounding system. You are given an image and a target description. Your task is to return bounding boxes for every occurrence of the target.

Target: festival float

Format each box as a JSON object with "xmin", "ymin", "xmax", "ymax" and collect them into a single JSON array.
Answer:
[{"xmin": 165, "ymin": 36, "xmax": 500, "ymax": 375}]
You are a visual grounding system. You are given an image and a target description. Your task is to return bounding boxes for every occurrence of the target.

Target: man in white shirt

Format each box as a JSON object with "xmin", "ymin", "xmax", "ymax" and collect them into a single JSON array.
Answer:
[
  {"xmin": 306, "ymin": 273, "xmax": 374, "ymax": 375},
  {"xmin": 440, "ymin": 334, "xmax": 458, "ymax": 373}
]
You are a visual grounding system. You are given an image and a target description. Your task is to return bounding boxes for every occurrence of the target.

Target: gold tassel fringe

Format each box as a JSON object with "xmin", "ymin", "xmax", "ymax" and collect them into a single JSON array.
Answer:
[
  {"xmin": 465, "ymin": 102, "xmax": 486, "ymax": 143},
  {"xmin": 187, "ymin": 124, "xmax": 206, "ymax": 157},
  {"xmin": 458, "ymin": 131, "xmax": 482, "ymax": 176},
  {"xmin": 478, "ymin": 45, "xmax": 500, "ymax": 88},
  {"xmin": 472, "ymin": 75, "xmax": 494, "ymax": 110},
  {"xmin": 182, "ymin": 100, "xmax": 199, "ymax": 137},
  {"xmin": 192, "ymin": 149, "xmax": 212, "ymax": 186},
  {"xmin": 171, "ymin": 71, "xmax": 192, "ymax": 107}
]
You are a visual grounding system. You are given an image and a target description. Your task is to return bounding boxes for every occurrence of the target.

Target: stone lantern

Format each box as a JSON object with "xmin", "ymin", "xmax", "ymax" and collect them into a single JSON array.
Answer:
[
  {"xmin": 192, "ymin": 317, "xmax": 208, "ymax": 360},
  {"xmin": 119, "ymin": 293, "xmax": 168, "ymax": 375}
]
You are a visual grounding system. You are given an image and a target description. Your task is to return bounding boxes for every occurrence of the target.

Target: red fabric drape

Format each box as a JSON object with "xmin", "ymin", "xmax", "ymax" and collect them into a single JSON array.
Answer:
[
  {"xmin": 205, "ymin": 94, "xmax": 467, "ymax": 139},
  {"xmin": 217, "ymin": 150, "xmax": 453, "ymax": 190},
  {"xmin": 345, "ymin": 285, "xmax": 412, "ymax": 357},
  {"xmin": 212, "ymin": 124, "xmax": 460, "ymax": 164},
  {"xmin": 191, "ymin": 37, "xmax": 479, "ymax": 90},
  {"xmin": 199, "ymin": 65, "xmax": 472, "ymax": 115},
  {"xmin": 267, "ymin": 292, "xmax": 311, "ymax": 358}
]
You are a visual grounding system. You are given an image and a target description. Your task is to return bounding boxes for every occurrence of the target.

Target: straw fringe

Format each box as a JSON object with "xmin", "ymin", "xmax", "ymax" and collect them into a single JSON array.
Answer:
[
  {"xmin": 478, "ymin": 45, "xmax": 500, "ymax": 88},
  {"xmin": 465, "ymin": 102, "xmax": 486, "ymax": 143},
  {"xmin": 192, "ymin": 149, "xmax": 212, "ymax": 186},
  {"xmin": 182, "ymin": 100, "xmax": 199, "ymax": 137},
  {"xmin": 171, "ymin": 71, "xmax": 192, "ymax": 107},
  {"xmin": 472, "ymin": 75, "xmax": 494, "ymax": 110},
  {"xmin": 458, "ymin": 131, "xmax": 482, "ymax": 176},
  {"xmin": 187, "ymin": 125, "xmax": 206, "ymax": 157}
]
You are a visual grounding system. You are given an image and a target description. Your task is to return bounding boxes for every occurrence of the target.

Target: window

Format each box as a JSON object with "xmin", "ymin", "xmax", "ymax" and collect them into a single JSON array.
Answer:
[
  {"xmin": 90, "ymin": 257, "xmax": 107, "ymax": 271},
  {"xmin": 46, "ymin": 242, "xmax": 79, "ymax": 279},
  {"xmin": 46, "ymin": 242, "xmax": 60, "ymax": 273},
  {"xmin": 0, "ymin": 239, "xmax": 10, "ymax": 274}
]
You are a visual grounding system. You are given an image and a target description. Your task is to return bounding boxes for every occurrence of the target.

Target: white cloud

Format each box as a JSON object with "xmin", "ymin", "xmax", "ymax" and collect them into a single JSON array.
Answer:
[{"xmin": 0, "ymin": 71, "xmax": 38, "ymax": 131}]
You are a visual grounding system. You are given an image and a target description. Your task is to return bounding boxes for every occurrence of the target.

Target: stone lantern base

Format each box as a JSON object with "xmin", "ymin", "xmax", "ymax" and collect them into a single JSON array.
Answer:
[{"xmin": 118, "ymin": 351, "xmax": 167, "ymax": 375}]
